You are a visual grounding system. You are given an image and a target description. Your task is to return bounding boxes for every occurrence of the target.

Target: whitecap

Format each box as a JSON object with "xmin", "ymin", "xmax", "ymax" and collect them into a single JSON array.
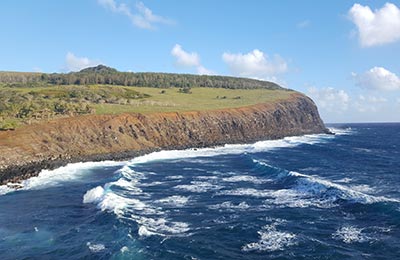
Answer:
[
  {"xmin": 134, "ymin": 216, "xmax": 190, "ymax": 237},
  {"xmin": 242, "ymin": 223, "xmax": 296, "ymax": 252},
  {"xmin": 217, "ymin": 188, "xmax": 271, "ymax": 198},
  {"xmin": 0, "ymin": 160, "xmax": 125, "ymax": 195},
  {"xmin": 156, "ymin": 195, "xmax": 189, "ymax": 207},
  {"xmin": 87, "ymin": 242, "xmax": 106, "ymax": 253},
  {"xmin": 83, "ymin": 185, "xmax": 154, "ymax": 216},
  {"xmin": 165, "ymin": 175, "xmax": 184, "ymax": 180},
  {"xmin": 350, "ymin": 184, "xmax": 376, "ymax": 194},
  {"xmin": 328, "ymin": 127, "xmax": 353, "ymax": 135},
  {"xmin": 120, "ymin": 246, "xmax": 129, "ymax": 253},
  {"xmin": 289, "ymin": 171, "xmax": 399, "ymax": 204},
  {"xmin": 222, "ymin": 175, "xmax": 268, "ymax": 184},
  {"xmin": 209, "ymin": 201, "xmax": 250, "ymax": 210},
  {"xmin": 127, "ymin": 132, "xmax": 335, "ymax": 166},
  {"xmin": 332, "ymin": 226, "xmax": 371, "ymax": 244},
  {"xmin": 175, "ymin": 181, "xmax": 223, "ymax": 193},
  {"xmin": 83, "ymin": 186, "xmax": 105, "ymax": 204},
  {"xmin": 1, "ymin": 130, "xmax": 339, "ymax": 196},
  {"xmin": 139, "ymin": 181, "xmax": 165, "ymax": 187}
]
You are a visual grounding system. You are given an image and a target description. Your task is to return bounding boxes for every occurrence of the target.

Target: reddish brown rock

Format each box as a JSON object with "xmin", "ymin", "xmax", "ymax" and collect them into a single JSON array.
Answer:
[{"xmin": 0, "ymin": 93, "xmax": 328, "ymax": 184}]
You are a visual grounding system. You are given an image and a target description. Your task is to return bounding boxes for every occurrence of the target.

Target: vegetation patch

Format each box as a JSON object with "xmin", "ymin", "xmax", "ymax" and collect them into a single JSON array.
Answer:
[{"xmin": 0, "ymin": 66, "xmax": 293, "ymax": 130}]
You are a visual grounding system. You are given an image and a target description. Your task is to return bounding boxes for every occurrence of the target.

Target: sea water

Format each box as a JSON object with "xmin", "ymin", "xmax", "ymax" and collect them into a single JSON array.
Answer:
[{"xmin": 0, "ymin": 123, "xmax": 399, "ymax": 259}]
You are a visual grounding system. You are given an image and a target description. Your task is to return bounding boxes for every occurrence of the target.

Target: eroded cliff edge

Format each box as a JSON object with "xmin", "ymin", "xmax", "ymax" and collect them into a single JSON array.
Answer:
[{"xmin": 0, "ymin": 92, "xmax": 328, "ymax": 184}]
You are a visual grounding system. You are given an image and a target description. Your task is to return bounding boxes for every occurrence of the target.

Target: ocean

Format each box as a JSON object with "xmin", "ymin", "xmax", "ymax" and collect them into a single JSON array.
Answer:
[{"xmin": 0, "ymin": 123, "xmax": 399, "ymax": 259}]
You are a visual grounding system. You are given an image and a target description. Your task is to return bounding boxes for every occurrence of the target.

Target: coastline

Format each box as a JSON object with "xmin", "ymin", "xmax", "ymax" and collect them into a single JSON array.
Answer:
[{"xmin": 0, "ymin": 93, "xmax": 329, "ymax": 185}]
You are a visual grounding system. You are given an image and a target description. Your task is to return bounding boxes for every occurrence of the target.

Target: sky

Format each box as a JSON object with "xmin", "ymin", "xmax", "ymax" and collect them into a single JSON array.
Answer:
[{"xmin": 1, "ymin": 0, "xmax": 400, "ymax": 123}]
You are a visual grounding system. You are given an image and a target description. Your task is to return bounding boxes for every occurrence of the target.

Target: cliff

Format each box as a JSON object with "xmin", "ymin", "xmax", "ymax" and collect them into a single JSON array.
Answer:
[{"xmin": 0, "ymin": 92, "xmax": 328, "ymax": 184}]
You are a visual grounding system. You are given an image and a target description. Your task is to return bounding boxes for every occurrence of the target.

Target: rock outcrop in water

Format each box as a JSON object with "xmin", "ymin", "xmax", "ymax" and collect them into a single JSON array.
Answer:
[{"xmin": 0, "ymin": 92, "xmax": 328, "ymax": 184}]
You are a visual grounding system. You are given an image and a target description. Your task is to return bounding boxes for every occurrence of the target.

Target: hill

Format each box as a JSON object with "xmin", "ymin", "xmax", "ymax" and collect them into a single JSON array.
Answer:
[
  {"xmin": 0, "ymin": 66, "xmax": 291, "ymax": 130},
  {"xmin": 0, "ymin": 65, "xmax": 283, "ymax": 90}
]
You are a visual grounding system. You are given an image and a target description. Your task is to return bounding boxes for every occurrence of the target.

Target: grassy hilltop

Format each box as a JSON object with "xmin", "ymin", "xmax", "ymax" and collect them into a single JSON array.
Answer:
[{"xmin": 0, "ymin": 65, "xmax": 292, "ymax": 130}]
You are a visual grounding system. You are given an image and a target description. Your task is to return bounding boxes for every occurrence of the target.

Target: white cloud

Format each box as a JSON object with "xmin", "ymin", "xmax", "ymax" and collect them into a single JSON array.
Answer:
[
  {"xmin": 196, "ymin": 65, "xmax": 214, "ymax": 75},
  {"xmin": 307, "ymin": 86, "xmax": 398, "ymax": 122},
  {"xmin": 354, "ymin": 95, "xmax": 388, "ymax": 112},
  {"xmin": 222, "ymin": 49, "xmax": 288, "ymax": 80},
  {"xmin": 171, "ymin": 44, "xmax": 213, "ymax": 75},
  {"xmin": 307, "ymin": 87, "xmax": 350, "ymax": 112},
  {"xmin": 65, "ymin": 52, "xmax": 101, "ymax": 72},
  {"xmin": 353, "ymin": 67, "xmax": 400, "ymax": 91},
  {"xmin": 297, "ymin": 20, "xmax": 310, "ymax": 29},
  {"xmin": 98, "ymin": 0, "xmax": 173, "ymax": 30},
  {"xmin": 171, "ymin": 44, "xmax": 200, "ymax": 67},
  {"xmin": 348, "ymin": 2, "xmax": 400, "ymax": 47}
]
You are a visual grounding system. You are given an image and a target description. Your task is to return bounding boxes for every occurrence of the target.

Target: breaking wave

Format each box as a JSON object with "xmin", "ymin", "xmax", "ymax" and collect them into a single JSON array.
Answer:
[
  {"xmin": 0, "ymin": 130, "xmax": 337, "ymax": 196},
  {"xmin": 332, "ymin": 226, "xmax": 372, "ymax": 244},
  {"xmin": 252, "ymin": 160, "xmax": 400, "ymax": 208},
  {"xmin": 242, "ymin": 219, "xmax": 297, "ymax": 252},
  {"xmin": 0, "ymin": 161, "xmax": 124, "ymax": 196}
]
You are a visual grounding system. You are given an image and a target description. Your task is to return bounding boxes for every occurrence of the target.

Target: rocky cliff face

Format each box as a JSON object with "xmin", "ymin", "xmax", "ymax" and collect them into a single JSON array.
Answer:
[{"xmin": 0, "ymin": 93, "xmax": 328, "ymax": 184}]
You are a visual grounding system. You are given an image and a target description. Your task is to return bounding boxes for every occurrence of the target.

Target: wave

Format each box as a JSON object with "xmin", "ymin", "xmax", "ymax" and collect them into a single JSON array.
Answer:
[
  {"xmin": 0, "ymin": 161, "xmax": 125, "ymax": 196},
  {"xmin": 332, "ymin": 226, "xmax": 371, "ymax": 244},
  {"xmin": 126, "ymin": 132, "xmax": 336, "ymax": 166},
  {"xmin": 86, "ymin": 242, "xmax": 106, "ymax": 253},
  {"xmin": 242, "ymin": 219, "xmax": 297, "ymax": 252},
  {"xmin": 156, "ymin": 195, "xmax": 190, "ymax": 207},
  {"xmin": 328, "ymin": 127, "xmax": 354, "ymax": 135},
  {"xmin": 174, "ymin": 181, "xmax": 223, "ymax": 193},
  {"xmin": 1, "ymin": 130, "xmax": 337, "ymax": 196},
  {"xmin": 222, "ymin": 175, "xmax": 269, "ymax": 184},
  {"xmin": 209, "ymin": 201, "xmax": 250, "ymax": 210},
  {"xmin": 253, "ymin": 160, "xmax": 400, "ymax": 208}
]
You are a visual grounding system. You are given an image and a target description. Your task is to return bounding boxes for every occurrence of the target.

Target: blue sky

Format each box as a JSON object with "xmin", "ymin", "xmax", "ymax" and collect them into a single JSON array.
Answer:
[{"xmin": 1, "ymin": 0, "xmax": 400, "ymax": 123}]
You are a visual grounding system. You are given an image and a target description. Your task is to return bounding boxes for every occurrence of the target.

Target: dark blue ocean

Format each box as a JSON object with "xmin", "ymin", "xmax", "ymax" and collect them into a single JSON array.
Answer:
[{"xmin": 1, "ymin": 123, "xmax": 400, "ymax": 259}]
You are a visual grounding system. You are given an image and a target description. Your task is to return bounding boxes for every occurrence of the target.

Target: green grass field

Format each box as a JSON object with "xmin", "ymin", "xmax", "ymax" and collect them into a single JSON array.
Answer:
[
  {"xmin": 93, "ymin": 86, "xmax": 293, "ymax": 114},
  {"xmin": 0, "ymin": 84, "xmax": 293, "ymax": 129}
]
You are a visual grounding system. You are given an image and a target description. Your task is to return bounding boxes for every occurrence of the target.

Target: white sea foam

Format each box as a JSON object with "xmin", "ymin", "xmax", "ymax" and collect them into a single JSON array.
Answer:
[
  {"xmin": 0, "ymin": 160, "xmax": 125, "ymax": 195},
  {"xmin": 222, "ymin": 175, "xmax": 268, "ymax": 184},
  {"xmin": 156, "ymin": 195, "xmax": 189, "ymax": 207},
  {"xmin": 263, "ymin": 189, "xmax": 336, "ymax": 208},
  {"xmin": 83, "ymin": 184, "xmax": 154, "ymax": 216},
  {"xmin": 87, "ymin": 242, "xmax": 106, "ymax": 253},
  {"xmin": 332, "ymin": 226, "xmax": 371, "ymax": 244},
  {"xmin": 328, "ymin": 127, "xmax": 353, "ymax": 135},
  {"xmin": 175, "ymin": 181, "xmax": 223, "ymax": 193},
  {"xmin": 242, "ymin": 222, "xmax": 296, "ymax": 252},
  {"xmin": 1, "ymin": 129, "xmax": 339, "ymax": 196},
  {"xmin": 350, "ymin": 184, "xmax": 376, "ymax": 194},
  {"xmin": 127, "ymin": 132, "xmax": 335, "ymax": 167},
  {"xmin": 336, "ymin": 177, "xmax": 353, "ymax": 183},
  {"xmin": 120, "ymin": 246, "xmax": 129, "ymax": 253},
  {"xmin": 196, "ymin": 176, "xmax": 219, "ymax": 180},
  {"xmin": 133, "ymin": 216, "xmax": 190, "ymax": 237},
  {"xmin": 139, "ymin": 181, "xmax": 165, "ymax": 187},
  {"xmin": 289, "ymin": 171, "xmax": 399, "ymax": 204},
  {"xmin": 165, "ymin": 175, "xmax": 184, "ymax": 180},
  {"xmin": 217, "ymin": 188, "xmax": 271, "ymax": 198},
  {"xmin": 218, "ymin": 160, "xmax": 399, "ymax": 208},
  {"xmin": 209, "ymin": 201, "xmax": 250, "ymax": 210},
  {"xmin": 83, "ymin": 186, "xmax": 105, "ymax": 204}
]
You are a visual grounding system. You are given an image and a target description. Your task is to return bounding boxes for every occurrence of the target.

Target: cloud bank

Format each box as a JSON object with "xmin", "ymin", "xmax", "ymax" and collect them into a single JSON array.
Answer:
[{"xmin": 307, "ymin": 86, "xmax": 397, "ymax": 122}]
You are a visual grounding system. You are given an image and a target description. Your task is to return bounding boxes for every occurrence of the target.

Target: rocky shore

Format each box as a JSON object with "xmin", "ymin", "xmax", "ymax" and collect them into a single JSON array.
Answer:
[{"xmin": 0, "ymin": 93, "xmax": 329, "ymax": 185}]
